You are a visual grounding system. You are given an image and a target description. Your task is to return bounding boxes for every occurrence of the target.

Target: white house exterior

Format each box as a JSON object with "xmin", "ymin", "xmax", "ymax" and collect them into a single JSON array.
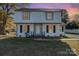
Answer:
[{"xmin": 13, "ymin": 8, "xmax": 66, "ymax": 37}]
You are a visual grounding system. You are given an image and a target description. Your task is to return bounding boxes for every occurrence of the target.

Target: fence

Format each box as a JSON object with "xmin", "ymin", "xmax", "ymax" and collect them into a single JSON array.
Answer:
[{"xmin": 65, "ymin": 29, "xmax": 79, "ymax": 34}]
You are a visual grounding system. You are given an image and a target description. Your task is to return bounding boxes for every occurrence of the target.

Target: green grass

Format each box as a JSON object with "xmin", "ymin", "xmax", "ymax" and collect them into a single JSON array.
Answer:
[{"xmin": 0, "ymin": 37, "xmax": 76, "ymax": 56}]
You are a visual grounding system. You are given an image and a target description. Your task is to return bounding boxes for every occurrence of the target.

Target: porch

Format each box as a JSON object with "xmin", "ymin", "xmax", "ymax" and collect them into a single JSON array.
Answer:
[
  {"xmin": 16, "ymin": 23, "xmax": 65, "ymax": 37},
  {"xmin": 25, "ymin": 32, "xmax": 63, "ymax": 39}
]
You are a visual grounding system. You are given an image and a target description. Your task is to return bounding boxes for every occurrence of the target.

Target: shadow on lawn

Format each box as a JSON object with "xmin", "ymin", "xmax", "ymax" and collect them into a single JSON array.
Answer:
[{"xmin": 0, "ymin": 37, "xmax": 77, "ymax": 56}]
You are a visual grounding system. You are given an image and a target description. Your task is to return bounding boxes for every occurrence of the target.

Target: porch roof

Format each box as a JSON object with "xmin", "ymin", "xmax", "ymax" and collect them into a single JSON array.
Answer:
[{"xmin": 14, "ymin": 22, "xmax": 64, "ymax": 24}]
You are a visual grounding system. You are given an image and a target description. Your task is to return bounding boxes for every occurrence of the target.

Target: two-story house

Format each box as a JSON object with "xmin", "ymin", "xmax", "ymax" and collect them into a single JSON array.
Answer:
[{"xmin": 13, "ymin": 8, "xmax": 66, "ymax": 37}]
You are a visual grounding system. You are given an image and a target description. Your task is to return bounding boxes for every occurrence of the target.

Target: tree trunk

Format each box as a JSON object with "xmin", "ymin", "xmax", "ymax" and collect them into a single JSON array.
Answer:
[
  {"xmin": 2, "ymin": 15, "xmax": 7, "ymax": 35},
  {"xmin": 0, "ymin": 13, "xmax": 7, "ymax": 35}
]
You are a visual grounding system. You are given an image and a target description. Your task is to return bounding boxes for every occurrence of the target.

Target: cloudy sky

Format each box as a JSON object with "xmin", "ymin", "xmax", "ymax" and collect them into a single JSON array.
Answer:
[{"xmin": 17, "ymin": 3, "xmax": 79, "ymax": 20}]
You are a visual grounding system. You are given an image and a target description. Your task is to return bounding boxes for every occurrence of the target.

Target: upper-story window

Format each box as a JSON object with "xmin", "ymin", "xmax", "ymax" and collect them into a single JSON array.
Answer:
[
  {"xmin": 23, "ymin": 11, "xmax": 30, "ymax": 20},
  {"xmin": 46, "ymin": 12, "xmax": 53, "ymax": 20}
]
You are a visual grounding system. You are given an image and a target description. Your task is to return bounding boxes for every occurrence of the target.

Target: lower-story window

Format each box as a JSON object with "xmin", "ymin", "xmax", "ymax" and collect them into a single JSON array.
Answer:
[
  {"xmin": 20, "ymin": 25, "xmax": 30, "ymax": 33},
  {"xmin": 46, "ymin": 25, "xmax": 53, "ymax": 33},
  {"xmin": 46, "ymin": 25, "xmax": 56, "ymax": 33},
  {"xmin": 20, "ymin": 25, "xmax": 22, "ymax": 33}
]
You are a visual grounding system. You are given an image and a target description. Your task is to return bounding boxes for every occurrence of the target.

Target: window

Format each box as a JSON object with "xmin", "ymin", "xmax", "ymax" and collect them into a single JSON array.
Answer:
[
  {"xmin": 46, "ymin": 12, "xmax": 53, "ymax": 20},
  {"xmin": 27, "ymin": 25, "xmax": 30, "ymax": 33},
  {"xmin": 46, "ymin": 25, "xmax": 53, "ymax": 33},
  {"xmin": 62, "ymin": 26, "xmax": 64, "ymax": 32},
  {"xmin": 23, "ymin": 12, "xmax": 29, "ymax": 20},
  {"xmin": 53, "ymin": 25, "xmax": 56, "ymax": 33},
  {"xmin": 46, "ymin": 25, "xmax": 49, "ymax": 33},
  {"xmin": 20, "ymin": 25, "xmax": 22, "ymax": 33}
]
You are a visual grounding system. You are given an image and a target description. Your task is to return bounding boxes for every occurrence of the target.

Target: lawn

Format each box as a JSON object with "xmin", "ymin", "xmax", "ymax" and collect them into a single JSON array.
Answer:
[{"xmin": 0, "ymin": 37, "xmax": 77, "ymax": 56}]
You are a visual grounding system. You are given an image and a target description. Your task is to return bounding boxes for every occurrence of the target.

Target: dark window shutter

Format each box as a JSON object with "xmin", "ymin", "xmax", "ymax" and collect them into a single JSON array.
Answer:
[{"xmin": 20, "ymin": 25, "xmax": 22, "ymax": 33}]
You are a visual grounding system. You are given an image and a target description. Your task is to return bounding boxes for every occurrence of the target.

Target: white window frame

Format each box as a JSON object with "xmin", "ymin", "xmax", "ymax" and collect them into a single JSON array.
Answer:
[
  {"xmin": 46, "ymin": 12, "xmax": 53, "ymax": 20},
  {"xmin": 23, "ymin": 11, "xmax": 30, "ymax": 20}
]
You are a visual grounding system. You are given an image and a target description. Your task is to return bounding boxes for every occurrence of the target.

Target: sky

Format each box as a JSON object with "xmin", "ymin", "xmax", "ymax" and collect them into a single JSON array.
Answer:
[{"xmin": 17, "ymin": 3, "xmax": 79, "ymax": 20}]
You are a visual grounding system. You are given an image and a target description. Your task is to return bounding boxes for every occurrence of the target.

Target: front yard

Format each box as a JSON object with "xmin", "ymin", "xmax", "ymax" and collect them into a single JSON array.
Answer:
[{"xmin": 0, "ymin": 37, "xmax": 78, "ymax": 56}]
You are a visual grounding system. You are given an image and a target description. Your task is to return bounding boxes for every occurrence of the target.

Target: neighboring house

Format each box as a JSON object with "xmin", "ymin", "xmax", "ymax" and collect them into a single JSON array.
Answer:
[{"xmin": 13, "ymin": 8, "xmax": 66, "ymax": 37}]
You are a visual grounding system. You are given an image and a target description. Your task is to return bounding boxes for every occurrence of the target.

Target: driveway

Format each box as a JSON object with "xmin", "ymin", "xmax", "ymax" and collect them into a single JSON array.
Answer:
[
  {"xmin": 61, "ymin": 40, "xmax": 79, "ymax": 56},
  {"xmin": 61, "ymin": 33, "xmax": 79, "ymax": 55}
]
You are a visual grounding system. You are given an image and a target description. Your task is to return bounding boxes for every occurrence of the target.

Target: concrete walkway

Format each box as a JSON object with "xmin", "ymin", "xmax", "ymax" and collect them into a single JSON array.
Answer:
[{"xmin": 0, "ymin": 35, "xmax": 15, "ymax": 39}]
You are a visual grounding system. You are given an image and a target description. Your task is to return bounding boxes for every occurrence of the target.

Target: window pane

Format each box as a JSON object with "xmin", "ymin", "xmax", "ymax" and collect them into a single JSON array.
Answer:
[
  {"xmin": 23, "ymin": 25, "xmax": 30, "ymax": 33},
  {"xmin": 47, "ymin": 12, "xmax": 52, "ymax": 20},
  {"xmin": 49, "ymin": 25, "xmax": 52, "ymax": 32},
  {"xmin": 23, "ymin": 12, "xmax": 29, "ymax": 20}
]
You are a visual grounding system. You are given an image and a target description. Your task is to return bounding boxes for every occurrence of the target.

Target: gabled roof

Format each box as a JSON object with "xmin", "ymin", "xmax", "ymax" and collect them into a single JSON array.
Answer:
[{"xmin": 15, "ymin": 8, "xmax": 65, "ymax": 12}]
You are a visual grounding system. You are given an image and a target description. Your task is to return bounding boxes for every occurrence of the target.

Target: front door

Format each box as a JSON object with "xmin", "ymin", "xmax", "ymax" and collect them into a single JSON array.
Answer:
[{"xmin": 34, "ymin": 24, "xmax": 42, "ymax": 35}]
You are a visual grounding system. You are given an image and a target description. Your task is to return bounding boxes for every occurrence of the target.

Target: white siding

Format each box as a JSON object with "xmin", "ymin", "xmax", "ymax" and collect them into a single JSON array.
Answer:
[
  {"xmin": 53, "ymin": 12, "xmax": 61, "ymax": 23},
  {"xmin": 30, "ymin": 12, "xmax": 45, "ymax": 22},
  {"xmin": 13, "ymin": 11, "xmax": 62, "ymax": 23}
]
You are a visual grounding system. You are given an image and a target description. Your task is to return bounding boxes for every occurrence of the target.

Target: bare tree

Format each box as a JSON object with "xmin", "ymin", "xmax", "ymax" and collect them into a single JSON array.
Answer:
[
  {"xmin": 61, "ymin": 9, "xmax": 69, "ymax": 23},
  {"xmin": 0, "ymin": 3, "xmax": 16, "ymax": 34}
]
